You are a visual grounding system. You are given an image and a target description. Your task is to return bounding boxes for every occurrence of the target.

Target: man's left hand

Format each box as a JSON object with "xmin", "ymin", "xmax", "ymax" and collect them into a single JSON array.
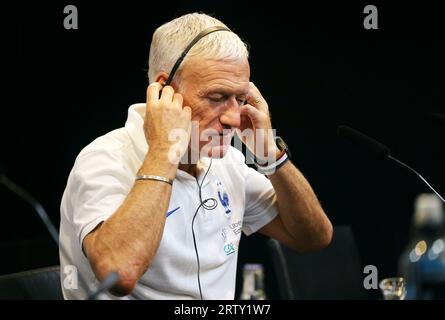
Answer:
[{"xmin": 237, "ymin": 82, "xmax": 279, "ymax": 163}]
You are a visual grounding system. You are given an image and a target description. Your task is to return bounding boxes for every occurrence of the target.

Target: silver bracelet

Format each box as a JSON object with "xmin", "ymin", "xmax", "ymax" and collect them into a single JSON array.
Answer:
[{"xmin": 135, "ymin": 175, "xmax": 173, "ymax": 185}]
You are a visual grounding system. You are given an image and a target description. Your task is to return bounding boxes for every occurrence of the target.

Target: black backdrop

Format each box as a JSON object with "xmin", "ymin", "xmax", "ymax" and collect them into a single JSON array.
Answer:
[{"xmin": 2, "ymin": 1, "xmax": 444, "ymax": 299}]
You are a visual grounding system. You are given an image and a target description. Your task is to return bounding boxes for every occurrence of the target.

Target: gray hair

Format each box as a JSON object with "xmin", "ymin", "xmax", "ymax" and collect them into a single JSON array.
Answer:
[{"xmin": 148, "ymin": 13, "xmax": 249, "ymax": 85}]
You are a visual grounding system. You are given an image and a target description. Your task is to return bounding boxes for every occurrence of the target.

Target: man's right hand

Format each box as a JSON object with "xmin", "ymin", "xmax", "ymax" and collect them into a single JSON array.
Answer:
[{"xmin": 144, "ymin": 83, "xmax": 192, "ymax": 164}]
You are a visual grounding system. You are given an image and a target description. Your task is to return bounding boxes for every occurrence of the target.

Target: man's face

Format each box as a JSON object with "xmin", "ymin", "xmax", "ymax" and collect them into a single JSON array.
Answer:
[{"xmin": 178, "ymin": 57, "xmax": 250, "ymax": 159}]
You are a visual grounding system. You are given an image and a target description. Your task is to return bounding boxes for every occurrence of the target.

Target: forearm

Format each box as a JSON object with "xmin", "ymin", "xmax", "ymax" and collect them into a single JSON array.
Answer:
[
  {"xmin": 268, "ymin": 160, "xmax": 332, "ymax": 251},
  {"xmin": 85, "ymin": 150, "xmax": 177, "ymax": 293}
]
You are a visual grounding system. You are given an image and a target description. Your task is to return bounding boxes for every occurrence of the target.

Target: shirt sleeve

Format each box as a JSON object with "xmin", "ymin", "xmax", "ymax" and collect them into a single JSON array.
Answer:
[
  {"xmin": 242, "ymin": 166, "xmax": 279, "ymax": 236},
  {"xmin": 67, "ymin": 148, "xmax": 133, "ymax": 250}
]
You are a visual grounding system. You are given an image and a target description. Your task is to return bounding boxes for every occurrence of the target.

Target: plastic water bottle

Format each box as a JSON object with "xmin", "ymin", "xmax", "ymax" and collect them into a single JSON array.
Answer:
[
  {"xmin": 398, "ymin": 193, "xmax": 445, "ymax": 299},
  {"xmin": 239, "ymin": 263, "xmax": 267, "ymax": 300}
]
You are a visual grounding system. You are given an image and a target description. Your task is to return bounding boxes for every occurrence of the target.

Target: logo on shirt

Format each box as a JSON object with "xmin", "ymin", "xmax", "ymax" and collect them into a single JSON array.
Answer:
[
  {"xmin": 223, "ymin": 240, "xmax": 239, "ymax": 256},
  {"xmin": 217, "ymin": 181, "xmax": 231, "ymax": 217},
  {"xmin": 166, "ymin": 206, "xmax": 180, "ymax": 218},
  {"xmin": 224, "ymin": 242, "xmax": 236, "ymax": 255},
  {"xmin": 229, "ymin": 220, "xmax": 242, "ymax": 235}
]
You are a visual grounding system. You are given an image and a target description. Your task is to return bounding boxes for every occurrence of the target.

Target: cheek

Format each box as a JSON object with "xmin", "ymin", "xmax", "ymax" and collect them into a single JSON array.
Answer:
[
  {"xmin": 192, "ymin": 104, "xmax": 220, "ymax": 125},
  {"xmin": 189, "ymin": 101, "xmax": 207, "ymax": 121}
]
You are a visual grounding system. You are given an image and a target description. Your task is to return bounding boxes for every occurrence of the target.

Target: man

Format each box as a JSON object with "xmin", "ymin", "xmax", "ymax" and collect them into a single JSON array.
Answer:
[{"xmin": 59, "ymin": 12, "xmax": 332, "ymax": 300}]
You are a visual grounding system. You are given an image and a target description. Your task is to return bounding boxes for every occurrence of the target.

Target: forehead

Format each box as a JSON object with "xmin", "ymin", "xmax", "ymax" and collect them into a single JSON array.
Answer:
[{"xmin": 181, "ymin": 57, "xmax": 250, "ymax": 94}]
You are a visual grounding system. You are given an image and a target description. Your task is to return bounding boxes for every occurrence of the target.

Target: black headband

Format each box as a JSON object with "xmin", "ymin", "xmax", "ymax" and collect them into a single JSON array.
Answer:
[{"xmin": 165, "ymin": 25, "xmax": 231, "ymax": 85}]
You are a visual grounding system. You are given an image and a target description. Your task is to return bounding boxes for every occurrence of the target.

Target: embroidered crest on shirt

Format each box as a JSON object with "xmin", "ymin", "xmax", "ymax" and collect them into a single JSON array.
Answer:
[{"xmin": 216, "ymin": 181, "xmax": 231, "ymax": 218}]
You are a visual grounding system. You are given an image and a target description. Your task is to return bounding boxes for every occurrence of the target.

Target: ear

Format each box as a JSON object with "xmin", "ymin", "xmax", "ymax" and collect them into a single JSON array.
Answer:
[{"xmin": 154, "ymin": 71, "xmax": 170, "ymax": 86}]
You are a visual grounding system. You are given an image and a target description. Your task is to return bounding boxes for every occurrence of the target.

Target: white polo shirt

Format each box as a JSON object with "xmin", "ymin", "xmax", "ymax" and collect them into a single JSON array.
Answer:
[{"xmin": 59, "ymin": 103, "xmax": 279, "ymax": 300}]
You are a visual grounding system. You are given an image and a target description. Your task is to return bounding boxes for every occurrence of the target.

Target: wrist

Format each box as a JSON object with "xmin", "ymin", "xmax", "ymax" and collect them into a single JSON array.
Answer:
[
  {"xmin": 275, "ymin": 146, "xmax": 285, "ymax": 160},
  {"xmin": 254, "ymin": 137, "xmax": 288, "ymax": 165},
  {"xmin": 139, "ymin": 149, "xmax": 179, "ymax": 180},
  {"xmin": 252, "ymin": 142, "xmax": 279, "ymax": 166},
  {"xmin": 255, "ymin": 151, "xmax": 289, "ymax": 176},
  {"xmin": 254, "ymin": 136, "xmax": 291, "ymax": 175}
]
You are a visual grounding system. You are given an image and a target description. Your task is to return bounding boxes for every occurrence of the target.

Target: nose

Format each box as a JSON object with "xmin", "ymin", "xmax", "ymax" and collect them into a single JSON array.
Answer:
[{"xmin": 219, "ymin": 97, "xmax": 241, "ymax": 129}]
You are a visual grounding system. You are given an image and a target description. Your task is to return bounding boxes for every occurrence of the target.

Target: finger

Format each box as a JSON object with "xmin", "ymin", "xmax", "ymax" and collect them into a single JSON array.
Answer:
[
  {"xmin": 172, "ymin": 93, "xmax": 183, "ymax": 109},
  {"xmin": 159, "ymin": 85, "xmax": 175, "ymax": 103},
  {"xmin": 247, "ymin": 82, "xmax": 268, "ymax": 113},
  {"xmin": 246, "ymin": 95, "xmax": 268, "ymax": 114},
  {"xmin": 146, "ymin": 82, "xmax": 162, "ymax": 103},
  {"xmin": 240, "ymin": 104, "xmax": 262, "ymax": 122},
  {"xmin": 249, "ymin": 81, "xmax": 260, "ymax": 92},
  {"xmin": 182, "ymin": 106, "xmax": 192, "ymax": 136},
  {"xmin": 182, "ymin": 106, "xmax": 192, "ymax": 118},
  {"xmin": 245, "ymin": 95, "xmax": 262, "ymax": 107}
]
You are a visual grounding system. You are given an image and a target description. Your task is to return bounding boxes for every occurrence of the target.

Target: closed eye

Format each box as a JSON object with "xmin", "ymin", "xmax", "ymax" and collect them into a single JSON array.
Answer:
[
  {"xmin": 208, "ymin": 96, "xmax": 226, "ymax": 103},
  {"xmin": 207, "ymin": 96, "xmax": 246, "ymax": 106}
]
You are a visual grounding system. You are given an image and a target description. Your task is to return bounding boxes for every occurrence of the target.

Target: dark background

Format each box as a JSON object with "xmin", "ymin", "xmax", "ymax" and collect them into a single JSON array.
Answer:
[{"xmin": 2, "ymin": 1, "xmax": 444, "ymax": 299}]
